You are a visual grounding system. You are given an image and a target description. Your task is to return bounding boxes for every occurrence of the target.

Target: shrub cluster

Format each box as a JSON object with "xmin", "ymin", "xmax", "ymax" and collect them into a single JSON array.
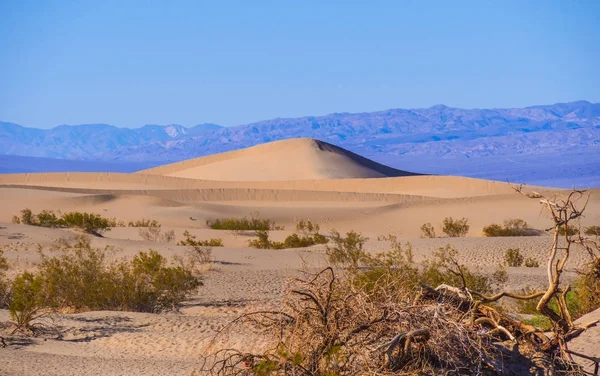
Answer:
[
  {"xmin": 483, "ymin": 218, "xmax": 537, "ymax": 237},
  {"xmin": 12, "ymin": 208, "xmax": 116, "ymax": 235},
  {"xmin": 503, "ymin": 248, "xmax": 539, "ymax": 267},
  {"xmin": 127, "ymin": 219, "xmax": 160, "ymax": 227},
  {"xmin": 6, "ymin": 236, "xmax": 202, "ymax": 332},
  {"xmin": 248, "ymin": 230, "xmax": 328, "ymax": 250},
  {"xmin": 177, "ymin": 230, "xmax": 223, "ymax": 247},
  {"xmin": 442, "ymin": 217, "xmax": 470, "ymax": 237},
  {"xmin": 295, "ymin": 219, "xmax": 320, "ymax": 234},
  {"xmin": 420, "ymin": 222, "xmax": 436, "ymax": 238},
  {"xmin": 207, "ymin": 215, "xmax": 283, "ymax": 231}
]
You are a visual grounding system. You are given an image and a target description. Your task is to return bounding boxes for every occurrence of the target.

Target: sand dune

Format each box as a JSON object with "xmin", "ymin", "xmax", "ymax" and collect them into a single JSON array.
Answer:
[
  {"xmin": 139, "ymin": 138, "xmax": 419, "ymax": 181},
  {"xmin": 0, "ymin": 138, "xmax": 599, "ymax": 375}
]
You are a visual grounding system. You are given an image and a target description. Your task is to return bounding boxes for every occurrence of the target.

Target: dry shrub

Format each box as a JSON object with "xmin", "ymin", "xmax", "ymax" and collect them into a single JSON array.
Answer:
[
  {"xmin": 127, "ymin": 219, "xmax": 160, "ymax": 227},
  {"xmin": 442, "ymin": 217, "xmax": 470, "ymax": 237},
  {"xmin": 248, "ymin": 230, "xmax": 328, "ymax": 250},
  {"xmin": 139, "ymin": 223, "xmax": 175, "ymax": 243},
  {"xmin": 295, "ymin": 219, "xmax": 320, "ymax": 234},
  {"xmin": 524, "ymin": 257, "xmax": 540, "ymax": 268},
  {"xmin": 0, "ymin": 249, "xmax": 9, "ymax": 308},
  {"xmin": 420, "ymin": 222, "xmax": 436, "ymax": 238},
  {"xmin": 203, "ymin": 268, "xmax": 500, "ymax": 375},
  {"xmin": 584, "ymin": 225, "xmax": 600, "ymax": 236}
]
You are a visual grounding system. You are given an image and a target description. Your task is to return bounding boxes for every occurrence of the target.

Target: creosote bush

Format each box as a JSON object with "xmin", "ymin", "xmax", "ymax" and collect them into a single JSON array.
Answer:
[
  {"xmin": 442, "ymin": 217, "xmax": 470, "ymax": 237},
  {"xmin": 524, "ymin": 257, "xmax": 540, "ymax": 268},
  {"xmin": 325, "ymin": 230, "xmax": 368, "ymax": 268},
  {"xmin": 504, "ymin": 248, "xmax": 524, "ymax": 267},
  {"xmin": 0, "ymin": 249, "xmax": 9, "ymax": 308},
  {"xmin": 207, "ymin": 213, "xmax": 283, "ymax": 231},
  {"xmin": 295, "ymin": 219, "xmax": 320, "ymax": 234},
  {"xmin": 128, "ymin": 219, "xmax": 160, "ymax": 227},
  {"xmin": 420, "ymin": 222, "xmax": 436, "ymax": 238},
  {"xmin": 483, "ymin": 218, "xmax": 538, "ymax": 237},
  {"xmin": 7, "ymin": 236, "xmax": 202, "ymax": 332},
  {"xmin": 248, "ymin": 230, "xmax": 328, "ymax": 250},
  {"xmin": 178, "ymin": 230, "xmax": 223, "ymax": 247},
  {"xmin": 558, "ymin": 224, "xmax": 579, "ymax": 237},
  {"xmin": 585, "ymin": 225, "xmax": 600, "ymax": 236},
  {"xmin": 12, "ymin": 208, "xmax": 116, "ymax": 235}
]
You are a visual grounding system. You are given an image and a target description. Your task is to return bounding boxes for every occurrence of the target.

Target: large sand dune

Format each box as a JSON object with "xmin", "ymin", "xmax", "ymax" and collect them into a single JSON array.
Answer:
[
  {"xmin": 140, "ymin": 138, "xmax": 419, "ymax": 181},
  {"xmin": 0, "ymin": 138, "xmax": 599, "ymax": 375}
]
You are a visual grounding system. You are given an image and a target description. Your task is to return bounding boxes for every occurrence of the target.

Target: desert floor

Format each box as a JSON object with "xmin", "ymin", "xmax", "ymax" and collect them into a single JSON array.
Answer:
[{"xmin": 0, "ymin": 140, "xmax": 599, "ymax": 375}]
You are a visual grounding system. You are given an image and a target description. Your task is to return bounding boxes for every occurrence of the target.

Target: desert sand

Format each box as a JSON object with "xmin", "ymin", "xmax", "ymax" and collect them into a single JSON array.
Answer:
[{"xmin": 0, "ymin": 138, "xmax": 599, "ymax": 375}]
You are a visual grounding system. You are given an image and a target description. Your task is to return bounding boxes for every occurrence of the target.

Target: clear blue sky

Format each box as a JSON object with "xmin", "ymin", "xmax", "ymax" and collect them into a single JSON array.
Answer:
[{"xmin": 1, "ymin": 0, "xmax": 598, "ymax": 129}]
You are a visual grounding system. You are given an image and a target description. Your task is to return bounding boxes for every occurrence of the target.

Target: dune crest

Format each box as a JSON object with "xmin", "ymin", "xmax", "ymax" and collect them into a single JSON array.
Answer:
[{"xmin": 139, "ymin": 138, "xmax": 419, "ymax": 181}]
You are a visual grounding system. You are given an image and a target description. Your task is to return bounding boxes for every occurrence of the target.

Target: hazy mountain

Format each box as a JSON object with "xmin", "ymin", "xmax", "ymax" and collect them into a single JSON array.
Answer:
[{"xmin": 1, "ymin": 101, "xmax": 598, "ymax": 187}]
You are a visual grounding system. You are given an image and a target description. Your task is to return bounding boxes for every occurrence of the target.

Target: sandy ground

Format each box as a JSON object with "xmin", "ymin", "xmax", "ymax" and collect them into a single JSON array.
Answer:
[{"xmin": 0, "ymin": 138, "xmax": 599, "ymax": 375}]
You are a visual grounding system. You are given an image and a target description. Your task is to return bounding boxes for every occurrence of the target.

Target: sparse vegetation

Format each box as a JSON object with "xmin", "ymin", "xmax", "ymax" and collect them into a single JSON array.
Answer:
[
  {"xmin": 325, "ymin": 230, "xmax": 368, "ymax": 268},
  {"xmin": 12, "ymin": 208, "xmax": 116, "ymax": 235},
  {"xmin": 177, "ymin": 230, "xmax": 223, "ymax": 247},
  {"xmin": 504, "ymin": 248, "xmax": 524, "ymax": 267},
  {"xmin": 138, "ymin": 222, "xmax": 175, "ymax": 243},
  {"xmin": 6, "ymin": 236, "xmax": 202, "ymax": 332},
  {"xmin": 127, "ymin": 219, "xmax": 160, "ymax": 227},
  {"xmin": 441, "ymin": 216, "xmax": 469, "ymax": 237},
  {"xmin": 207, "ymin": 213, "xmax": 283, "ymax": 231},
  {"xmin": 295, "ymin": 219, "xmax": 320, "ymax": 234},
  {"xmin": 524, "ymin": 257, "xmax": 540, "ymax": 268},
  {"xmin": 420, "ymin": 222, "xmax": 436, "ymax": 238},
  {"xmin": 585, "ymin": 225, "xmax": 600, "ymax": 236},
  {"xmin": 483, "ymin": 218, "xmax": 538, "ymax": 237},
  {"xmin": 558, "ymin": 224, "xmax": 579, "ymax": 236}
]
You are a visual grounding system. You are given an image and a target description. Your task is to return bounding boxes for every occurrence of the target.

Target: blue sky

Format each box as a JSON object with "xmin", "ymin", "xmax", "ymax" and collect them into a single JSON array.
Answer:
[{"xmin": 1, "ymin": 0, "xmax": 598, "ymax": 129}]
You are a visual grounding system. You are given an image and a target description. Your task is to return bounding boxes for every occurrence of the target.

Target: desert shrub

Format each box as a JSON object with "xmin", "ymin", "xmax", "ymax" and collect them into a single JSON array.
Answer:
[
  {"xmin": 420, "ymin": 222, "xmax": 436, "ymax": 238},
  {"xmin": 177, "ymin": 230, "xmax": 223, "ymax": 247},
  {"xmin": 442, "ymin": 217, "xmax": 469, "ymax": 237},
  {"xmin": 7, "ymin": 236, "xmax": 202, "ymax": 319},
  {"xmin": 60, "ymin": 211, "xmax": 115, "ymax": 235},
  {"xmin": 483, "ymin": 218, "xmax": 536, "ymax": 237},
  {"xmin": 248, "ymin": 230, "xmax": 272, "ymax": 249},
  {"xmin": 584, "ymin": 225, "xmax": 600, "ymax": 236},
  {"xmin": 11, "ymin": 208, "xmax": 116, "ymax": 235},
  {"xmin": 205, "ymin": 267, "xmax": 506, "ymax": 375},
  {"xmin": 325, "ymin": 230, "xmax": 368, "ymax": 269},
  {"xmin": 295, "ymin": 219, "xmax": 320, "ymax": 234},
  {"xmin": 421, "ymin": 244, "xmax": 506, "ymax": 294},
  {"xmin": 0, "ymin": 249, "xmax": 9, "ymax": 308},
  {"xmin": 8, "ymin": 271, "xmax": 47, "ymax": 333},
  {"xmin": 575, "ymin": 256, "xmax": 600, "ymax": 316},
  {"xmin": 248, "ymin": 230, "xmax": 329, "ymax": 250},
  {"xmin": 524, "ymin": 257, "xmax": 540, "ymax": 268},
  {"xmin": 139, "ymin": 223, "xmax": 175, "ymax": 243},
  {"xmin": 127, "ymin": 219, "xmax": 160, "ymax": 227},
  {"xmin": 207, "ymin": 213, "xmax": 283, "ymax": 231},
  {"xmin": 504, "ymin": 248, "xmax": 524, "ymax": 267},
  {"xmin": 558, "ymin": 224, "xmax": 579, "ymax": 237}
]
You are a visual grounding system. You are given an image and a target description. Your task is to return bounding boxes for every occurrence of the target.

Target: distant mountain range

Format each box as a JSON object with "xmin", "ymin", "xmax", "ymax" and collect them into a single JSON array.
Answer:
[{"xmin": 1, "ymin": 101, "xmax": 599, "ymax": 187}]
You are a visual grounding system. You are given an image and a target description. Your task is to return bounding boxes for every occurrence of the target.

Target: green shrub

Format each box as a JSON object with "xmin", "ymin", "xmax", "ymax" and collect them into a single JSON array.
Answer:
[
  {"xmin": 177, "ymin": 230, "xmax": 223, "ymax": 247},
  {"xmin": 0, "ymin": 249, "xmax": 9, "ymax": 308},
  {"xmin": 248, "ymin": 230, "xmax": 272, "ymax": 249},
  {"xmin": 420, "ymin": 222, "xmax": 436, "ymax": 238},
  {"xmin": 325, "ymin": 230, "xmax": 368, "ymax": 269},
  {"xmin": 504, "ymin": 248, "xmax": 524, "ymax": 267},
  {"xmin": 483, "ymin": 218, "xmax": 536, "ymax": 237},
  {"xmin": 8, "ymin": 236, "xmax": 202, "ymax": 319},
  {"xmin": 558, "ymin": 225, "xmax": 579, "ymax": 237},
  {"xmin": 584, "ymin": 226, "xmax": 600, "ymax": 236},
  {"xmin": 442, "ymin": 217, "xmax": 469, "ymax": 237},
  {"xmin": 12, "ymin": 208, "xmax": 116, "ymax": 235},
  {"xmin": 207, "ymin": 213, "xmax": 283, "ymax": 231},
  {"xmin": 8, "ymin": 271, "xmax": 46, "ymax": 333}
]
